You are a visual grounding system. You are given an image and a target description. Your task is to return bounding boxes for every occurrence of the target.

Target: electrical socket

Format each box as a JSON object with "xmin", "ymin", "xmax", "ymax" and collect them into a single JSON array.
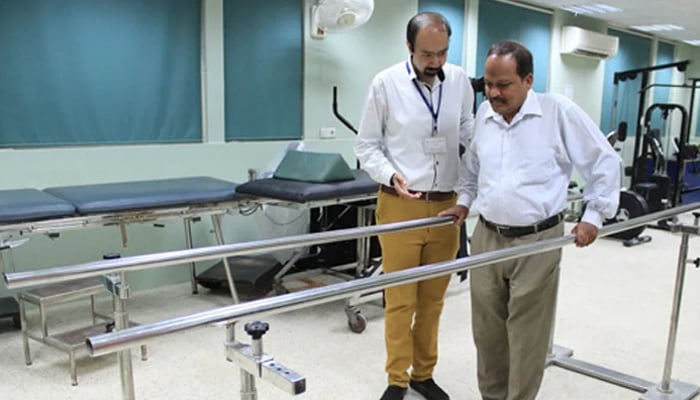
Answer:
[{"xmin": 319, "ymin": 127, "xmax": 336, "ymax": 139}]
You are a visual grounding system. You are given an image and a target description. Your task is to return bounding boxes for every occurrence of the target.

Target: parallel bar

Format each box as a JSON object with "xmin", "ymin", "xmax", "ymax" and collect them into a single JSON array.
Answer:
[
  {"xmin": 87, "ymin": 237, "xmax": 569, "ymax": 356},
  {"xmin": 86, "ymin": 203, "xmax": 700, "ymax": 357},
  {"xmin": 548, "ymin": 226, "xmax": 700, "ymax": 400},
  {"xmin": 4, "ymin": 217, "xmax": 454, "ymax": 289}
]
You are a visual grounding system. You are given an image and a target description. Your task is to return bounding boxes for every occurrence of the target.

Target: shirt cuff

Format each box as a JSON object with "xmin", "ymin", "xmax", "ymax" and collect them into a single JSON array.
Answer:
[
  {"xmin": 581, "ymin": 208, "xmax": 605, "ymax": 228},
  {"xmin": 380, "ymin": 167, "xmax": 396, "ymax": 186},
  {"xmin": 457, "ymin": 193, "xmax": 473, "ymax": 209}
]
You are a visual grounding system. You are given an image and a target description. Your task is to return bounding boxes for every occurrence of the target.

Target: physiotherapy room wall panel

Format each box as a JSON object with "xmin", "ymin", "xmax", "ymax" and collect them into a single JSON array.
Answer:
[
  {"xmin": 600, "ymin": 29, "xmax": 652, "ymax": 134},
  {"xmin": 475, "ymin": 0, "xmax": 551, "ymax": 95},
  {"xmin": 648, "ymin": 42, "xmax": 675, "ymax": 135},
  {"xmin": 418, "ymin": 0, "xmax": 465, "ymax": 66}
]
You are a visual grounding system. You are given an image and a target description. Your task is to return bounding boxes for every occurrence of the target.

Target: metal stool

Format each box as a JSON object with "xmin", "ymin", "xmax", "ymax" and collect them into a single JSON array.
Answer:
[{"xmin": 18, "ymin": 255, "xmax": 147, "ymax": 385}]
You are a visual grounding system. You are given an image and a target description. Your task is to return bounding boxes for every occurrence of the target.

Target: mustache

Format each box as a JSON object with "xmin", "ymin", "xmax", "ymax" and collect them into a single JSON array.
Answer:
[
  {"xmin": 424, "ymin": 67, "xmax": 441, "ymax": 76},
  {"xmin": 488, "ymin": 96, "xmax": 506, "ymax": 104}
]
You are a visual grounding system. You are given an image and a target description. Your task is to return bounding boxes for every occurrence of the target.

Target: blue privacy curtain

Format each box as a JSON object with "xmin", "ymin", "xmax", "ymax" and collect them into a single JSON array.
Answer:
[
  {"xmin": 224, "ymin": 0, "xmax": 302, "ymax": 141},
  {"xmin": 0, "ymin": 0, "xmax": 202, "ymax": 147}
]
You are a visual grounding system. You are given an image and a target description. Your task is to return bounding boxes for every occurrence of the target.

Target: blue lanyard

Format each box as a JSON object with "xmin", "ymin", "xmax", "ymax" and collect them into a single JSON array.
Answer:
[{"xmin": 406, "ymin": 61, "xmax": 442, "ymax": 132}]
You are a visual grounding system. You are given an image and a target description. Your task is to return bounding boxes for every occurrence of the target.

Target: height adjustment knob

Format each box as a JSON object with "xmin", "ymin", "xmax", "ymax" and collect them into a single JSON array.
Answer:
[{"xmin": 244, "ymin": 321, "xmax": 270, "ymax": 340}]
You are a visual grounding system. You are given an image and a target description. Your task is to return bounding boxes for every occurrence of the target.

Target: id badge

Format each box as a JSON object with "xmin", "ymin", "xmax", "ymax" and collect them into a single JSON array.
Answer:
[{"xmin": 422, "ymin": 137, "xmax": 447, "ymax": 155}]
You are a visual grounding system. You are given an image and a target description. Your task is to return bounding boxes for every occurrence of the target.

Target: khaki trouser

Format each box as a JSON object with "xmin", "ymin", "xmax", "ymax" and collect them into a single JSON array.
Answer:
[
  {"xmin": 470, "ymin": 219, "xmax": 564, "ymax": 400},
  {"xmin": 375, "ymin": 190, "xmax": 460, "ymax": 387}
]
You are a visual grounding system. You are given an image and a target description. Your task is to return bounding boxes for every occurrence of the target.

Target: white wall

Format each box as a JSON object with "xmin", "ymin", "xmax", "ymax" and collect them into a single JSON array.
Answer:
[{"xmin": 548, "ymin": 11, "xmax": 608, "ymax": 123}]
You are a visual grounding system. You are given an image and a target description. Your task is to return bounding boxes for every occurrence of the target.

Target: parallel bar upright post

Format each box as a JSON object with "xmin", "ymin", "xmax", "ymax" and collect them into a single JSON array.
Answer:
[
  {"xmin": 659, "ymin": 232, "xmax": 690, "ymax": 393},
  {"xmin": 114, "ymin": 271, "xmax": 135, "ymax": 400}
]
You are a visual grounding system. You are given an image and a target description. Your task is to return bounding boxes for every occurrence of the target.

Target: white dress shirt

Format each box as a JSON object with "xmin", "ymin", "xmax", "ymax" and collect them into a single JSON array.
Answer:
[
  {"xmin": 462, "ymin": 90, "xmax": 620, "ymax": 228},
  {"xmin": 354, "ymin": 59, "xmax": 474, "ymax": 201}
]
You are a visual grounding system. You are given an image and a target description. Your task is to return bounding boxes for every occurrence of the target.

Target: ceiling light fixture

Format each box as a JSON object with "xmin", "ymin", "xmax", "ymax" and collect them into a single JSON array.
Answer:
[
  {"xmin": 631, "ymin": 24, "xmax": 684, "ymax": 32},
  {"xmin": 561, "ymin": 3, "xmax": 621, "ymax": 14}
]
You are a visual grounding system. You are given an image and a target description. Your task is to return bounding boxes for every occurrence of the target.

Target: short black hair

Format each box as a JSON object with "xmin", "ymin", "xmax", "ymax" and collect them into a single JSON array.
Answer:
[
  {"xmin": 486, "ymin": 40, "xmax": 533, "ymax": 79},
  {"xmin": 406, "ymin": 12, "xmax": 452, "ymax": 52}
]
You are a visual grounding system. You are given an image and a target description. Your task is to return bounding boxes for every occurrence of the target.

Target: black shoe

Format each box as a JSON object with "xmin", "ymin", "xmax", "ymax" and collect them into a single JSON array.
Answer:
[
  {"xmin": 380, "ymin": 385, "xmax": 407, "ymax": 400},
  {"xmin": 409, "ymin": 378, "xmax": 450, "ymax": 400}
]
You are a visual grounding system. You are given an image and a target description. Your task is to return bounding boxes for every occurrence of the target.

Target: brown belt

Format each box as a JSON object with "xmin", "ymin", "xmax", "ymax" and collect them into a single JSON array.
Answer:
[{"xmin": 380, "ymin": 185, "xmax": 455, "ymax": 202}]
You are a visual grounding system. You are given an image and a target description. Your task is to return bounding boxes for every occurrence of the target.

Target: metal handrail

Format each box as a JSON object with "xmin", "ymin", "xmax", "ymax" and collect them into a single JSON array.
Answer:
[
  {"xmin": 86, "ymin": 202, "xmax": 700, "ymax": 357},
  {"xmin": 4, "ymin": 193, "xmax": 586, "ymax": 289},
  {"xmin": 4, "ymin": 216, "xmax": 454, "ymax": 289}
]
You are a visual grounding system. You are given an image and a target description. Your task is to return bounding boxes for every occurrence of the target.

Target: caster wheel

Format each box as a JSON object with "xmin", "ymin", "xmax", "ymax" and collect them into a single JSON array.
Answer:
[{"xmin": 347, "ymin": 312, "xmax": 367, "ymax": 334}]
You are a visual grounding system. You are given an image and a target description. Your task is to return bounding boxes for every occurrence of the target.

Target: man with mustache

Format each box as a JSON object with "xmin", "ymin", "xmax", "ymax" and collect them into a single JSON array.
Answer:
[
  {"xmin": 354, "ymin": 11, "xmax": 474, "ymax": 400},
  {"xmin": 440, "ymin": 40, "xmax": 620, "ymax": 400}
]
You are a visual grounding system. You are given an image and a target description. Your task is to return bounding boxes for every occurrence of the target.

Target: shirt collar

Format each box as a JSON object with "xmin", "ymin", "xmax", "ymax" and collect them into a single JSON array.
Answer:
[
  {"xmin": 519, "ymin": 90, "xmax": 542, "ymax": 118},
  {"xmin": 405, "ymin": 58, "xmax": 444, "ymax": 88},
  {"xmin": 405, "ymin": 58, "xmax": 419, "ymax": 81}
]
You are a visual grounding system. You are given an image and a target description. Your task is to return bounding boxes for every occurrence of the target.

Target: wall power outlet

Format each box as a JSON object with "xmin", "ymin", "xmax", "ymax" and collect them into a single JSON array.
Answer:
[{"xmin": 319, "ymin": 127, "xmax": 336, "ymax": 139}]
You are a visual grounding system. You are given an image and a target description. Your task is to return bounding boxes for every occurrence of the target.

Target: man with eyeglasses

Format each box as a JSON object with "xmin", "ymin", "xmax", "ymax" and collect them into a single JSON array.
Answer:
[{"xmin": 354, "ymin": 11, "xmax": 474, "ymax": 400}]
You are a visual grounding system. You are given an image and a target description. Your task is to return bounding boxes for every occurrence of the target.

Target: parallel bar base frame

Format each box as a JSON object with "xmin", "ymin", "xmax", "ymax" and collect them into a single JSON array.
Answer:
[{"xmin": 548, "ymin": 345, "xmax": 700, "ymax": 400}]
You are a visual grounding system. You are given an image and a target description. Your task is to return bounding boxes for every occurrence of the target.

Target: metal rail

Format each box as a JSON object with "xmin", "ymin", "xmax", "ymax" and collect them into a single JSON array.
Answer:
[
  {"xmin": 4, "ymin": 216, "xmax": 453, "ymax": 289},
  {"xmin": 0, "ymin": 201, "xmax": 247, "ymax": 239},
  {"xmin": 85, "ymin": 202, "xmax": 700, "ymax": 357},
  {"xmin": 4, "ymin": 193, "xmax": 584, "ymax": 290}
]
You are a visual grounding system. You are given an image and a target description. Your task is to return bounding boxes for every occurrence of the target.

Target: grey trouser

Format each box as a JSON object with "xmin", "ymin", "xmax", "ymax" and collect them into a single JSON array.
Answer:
[{"xmin": 470, "ymin": 220, "xmax": 564, "ymax": 400}]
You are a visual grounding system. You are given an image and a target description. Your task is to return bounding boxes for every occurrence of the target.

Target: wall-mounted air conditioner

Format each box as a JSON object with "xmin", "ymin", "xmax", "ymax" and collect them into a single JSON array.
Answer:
[{"xmin": 560, "ymin": 26, "xmax": 619, "ymax": 60}]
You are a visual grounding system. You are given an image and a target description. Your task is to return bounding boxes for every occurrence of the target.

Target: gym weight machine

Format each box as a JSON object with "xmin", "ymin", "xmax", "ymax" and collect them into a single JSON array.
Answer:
[{"xmin": 604, "ymin": 61, "xmax": 700, "ymax": 245}]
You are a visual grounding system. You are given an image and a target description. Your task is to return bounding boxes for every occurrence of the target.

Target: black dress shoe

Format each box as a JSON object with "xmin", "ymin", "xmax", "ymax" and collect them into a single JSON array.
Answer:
[
  {"xmin": 409, "ymin": 378, "xmax": 450, "ymax": 400},
  {"xmin": 380, "ymin": 385, "xmax": 407, "ymax": 400}
]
